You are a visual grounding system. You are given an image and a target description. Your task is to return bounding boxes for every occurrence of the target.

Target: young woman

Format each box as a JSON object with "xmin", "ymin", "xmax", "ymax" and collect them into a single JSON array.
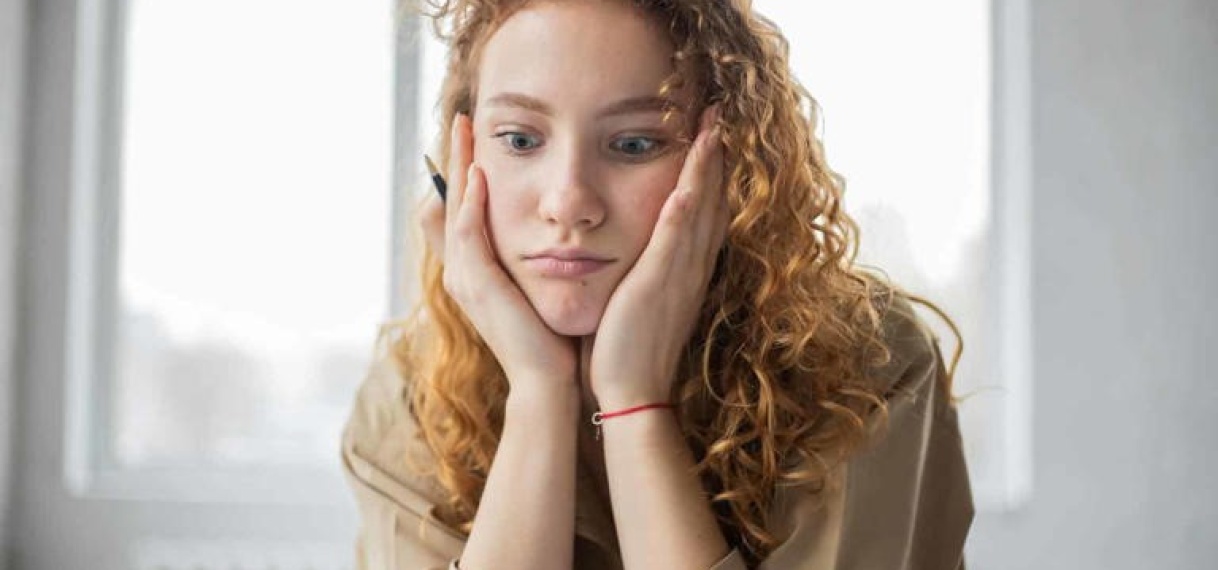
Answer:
[{"xmin": 342, "ymin": 1, "xmax": 974, "ymax": 568}]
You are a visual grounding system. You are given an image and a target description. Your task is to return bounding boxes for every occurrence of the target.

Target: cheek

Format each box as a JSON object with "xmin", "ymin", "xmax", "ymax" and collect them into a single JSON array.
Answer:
[
  {"xmin": 474, "ymin": 135, "xmax": 518, "ymax": 234},
  {"xmin": 629, "ymin": 191, "xmax": 669, "ymax": 236},
  {"xmin": 620, "ymin": 165, "xmax": 681, "ymax": 242},
  {"xmin": 480, "ymin": 168, "xmax": 533, "ymax": 252}
]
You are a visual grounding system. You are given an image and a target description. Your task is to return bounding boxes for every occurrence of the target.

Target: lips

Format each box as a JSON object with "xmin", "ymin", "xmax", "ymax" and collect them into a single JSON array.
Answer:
[
  {"xmin": 524, "ymin": 248, "xmax": 614, "ymax": 278},
  {"xmin": 525, "ymin": 257, "xmax": 613, "ymax": 278}
]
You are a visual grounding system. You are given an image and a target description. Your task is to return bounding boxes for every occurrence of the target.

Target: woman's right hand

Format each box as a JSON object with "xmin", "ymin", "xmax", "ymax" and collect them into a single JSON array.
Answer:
[{"xmin": 420, "ymin": 114, "xmax": 579, "ymax": 395}]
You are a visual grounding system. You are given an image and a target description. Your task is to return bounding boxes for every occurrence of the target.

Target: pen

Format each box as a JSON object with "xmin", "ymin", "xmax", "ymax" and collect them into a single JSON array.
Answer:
[{"xmin": 423, "ymin": 154, "xmax": 447, "ymax": 202}]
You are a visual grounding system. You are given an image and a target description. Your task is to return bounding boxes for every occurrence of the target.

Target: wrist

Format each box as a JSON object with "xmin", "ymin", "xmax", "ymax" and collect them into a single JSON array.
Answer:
[
  {"xmin": 589, "ymin": 399, "xmax": 678, "ymax": 441},
  {"xmin": 506, "ymin": 381, "xmax": 580, "ymax": 417},
  {"xmin": 593, "ymin": 400, "xmax": 680, "ymax": 443},
  {"xmin": 592, "ymin": 389, "xmax": 674, "ymax": 414}
]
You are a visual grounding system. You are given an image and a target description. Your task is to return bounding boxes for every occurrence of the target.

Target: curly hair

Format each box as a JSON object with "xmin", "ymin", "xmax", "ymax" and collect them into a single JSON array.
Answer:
[{"xmin": 384, "ymin": 0, "xmax": 963, "ymax": 564}]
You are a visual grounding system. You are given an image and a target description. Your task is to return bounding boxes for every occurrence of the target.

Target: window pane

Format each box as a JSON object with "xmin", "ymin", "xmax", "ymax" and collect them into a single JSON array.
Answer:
[
  {"xmin": 752, "ymin": 1, "xmax": 1004, "ymax": 499},
  {"xmin": 114, "ymin": 0, "xmax": 392, "ymax": 468}
]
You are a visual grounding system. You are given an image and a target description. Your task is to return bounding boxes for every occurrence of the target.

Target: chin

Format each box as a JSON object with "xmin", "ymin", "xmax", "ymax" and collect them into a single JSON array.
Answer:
[
  {"xmin": 513, "ymin": 269, "xmax": 619, "ymax": 337},
  {"xmin": 529, "ymin": 291, "xmax": 608, "ymax": 337},
  {"xmin": 538, "ymin": 304, "xmax": 604, "ymax": 337}
]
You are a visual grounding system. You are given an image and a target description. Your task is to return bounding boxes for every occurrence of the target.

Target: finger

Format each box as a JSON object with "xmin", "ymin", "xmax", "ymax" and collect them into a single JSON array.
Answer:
[
  {"xmin": 704, "ymin": 193, "xmax": 731, "ymax": 274},
  {"xmin": 446, "ymin": 162, "xmax": 488, "ymax": 293},
  {"xmin": 692, "ymin": 110, "xmax": 725, "ymax": 254},
  {"xmin": 683, "ymin": 107, "xmax": 726, "ymax": 267},
  {"xmin": 448, "ymin": 163, "xmax": 526, "ymax": 311},
  {"xmin": 681, "ymin": 104, "xmax": 720, "ymax": 197},
  {"xmin": 675, "ymin": 105, "xmax": 720, "ymax": 223},
  {"xmin": 633, "ymin": 105, "xmax": 722, "ymax": 279},
  {"xmin": 457, "ymin": 163, "xmax": 499, "ymax": 267},
  {"xmin": 698, "ymin": 158, "xmax": 730, "ymax": 273},
  {"xmin": 633, "ymin": 172, "xmax": 695, "ymax": 279},
  {"xmin": 446, "ymin": 114, "xmax": 474, "ymax": 228}
]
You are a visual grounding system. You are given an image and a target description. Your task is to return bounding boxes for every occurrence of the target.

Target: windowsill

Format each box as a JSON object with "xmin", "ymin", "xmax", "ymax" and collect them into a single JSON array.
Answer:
[{"xmin": 68, "ymin": 464, "xmax": 356, "ymax": 507}]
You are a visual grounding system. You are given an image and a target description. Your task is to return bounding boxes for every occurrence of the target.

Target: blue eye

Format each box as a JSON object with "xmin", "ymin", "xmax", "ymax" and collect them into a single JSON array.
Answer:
[
  {"xmin": 494, "ymin": 132, "xmax": 541, "ymax": 154},
  {"xmin": 611, "ymin": 136, "xmax": 660, "ymax": 156}
]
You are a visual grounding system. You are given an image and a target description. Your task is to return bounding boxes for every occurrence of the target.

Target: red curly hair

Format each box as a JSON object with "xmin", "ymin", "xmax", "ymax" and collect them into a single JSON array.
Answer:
[{"xmin": 382, "ymin": 0, "xmax": 963, "ymax": 564}]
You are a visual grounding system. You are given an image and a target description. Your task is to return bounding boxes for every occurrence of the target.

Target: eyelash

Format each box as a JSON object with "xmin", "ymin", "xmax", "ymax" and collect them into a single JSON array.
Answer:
[
  {"xmin": 493, "ymin": 132, "xmax": 543, "ymax": 155},
  {"xmin": 610, "ymin": 136, "xmax": 666, "ymax": 159},
  {"xmin": 492, "ymin": 131, "xmax": 669, "ymax": 161}
]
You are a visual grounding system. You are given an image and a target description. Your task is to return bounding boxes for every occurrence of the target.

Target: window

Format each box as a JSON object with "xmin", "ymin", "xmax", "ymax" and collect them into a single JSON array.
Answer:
[
  {"xmin": 18, "ymin": 0, "xmax": 401, "ymax": 566},
  {"xmin": 113, "ymin": 0, "xmax": 392, "ymax": 474}
]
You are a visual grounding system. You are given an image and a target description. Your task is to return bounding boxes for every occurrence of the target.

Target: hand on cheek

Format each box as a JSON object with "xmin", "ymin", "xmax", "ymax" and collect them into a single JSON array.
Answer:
[
  {"xmin": 587, "ymin": 105, "xmax": 730, "ymax": 410},
  {"xmin": 427, "ymin": 114, "xmax": 579, "ymax": 395}
]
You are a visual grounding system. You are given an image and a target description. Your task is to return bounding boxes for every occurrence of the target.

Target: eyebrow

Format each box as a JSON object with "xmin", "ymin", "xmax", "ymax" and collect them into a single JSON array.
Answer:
[{"xmin": 482, "ymin": 92, "xmax": 678, "ymax": 118}]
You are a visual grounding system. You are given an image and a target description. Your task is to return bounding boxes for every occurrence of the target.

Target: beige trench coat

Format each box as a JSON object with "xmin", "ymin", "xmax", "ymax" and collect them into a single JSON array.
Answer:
[{"xmin": 341, "ymin": 295, "xmax": 974, "ymax": 569}]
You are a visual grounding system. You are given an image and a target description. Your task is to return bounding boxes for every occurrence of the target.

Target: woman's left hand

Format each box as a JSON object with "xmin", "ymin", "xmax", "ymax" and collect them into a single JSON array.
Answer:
[{"xmin": 587, "ymin": 105, "xmax": 729, "ymax": 411}]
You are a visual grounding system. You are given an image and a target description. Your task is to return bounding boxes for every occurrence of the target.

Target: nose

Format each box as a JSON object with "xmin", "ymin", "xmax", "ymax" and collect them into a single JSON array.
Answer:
[{"xmin": 537, "ymin": 147, "xmax": 606, "ymax": 230}]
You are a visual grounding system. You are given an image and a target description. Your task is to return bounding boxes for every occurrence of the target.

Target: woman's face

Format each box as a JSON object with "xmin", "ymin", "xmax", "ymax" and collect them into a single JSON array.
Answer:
[{"xmin": 472, "ymin": 1, "xmax": 690, "ymax": 337}]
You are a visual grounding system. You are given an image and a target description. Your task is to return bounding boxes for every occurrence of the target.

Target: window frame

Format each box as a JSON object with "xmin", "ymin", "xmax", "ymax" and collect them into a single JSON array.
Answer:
[
  {"xmin": 1, "ymin": 0, "xmax": 32, "ymax": 555},
  {"xmin": 984, "ymin": 0, "xmax": 1034, "ymax": 510}
]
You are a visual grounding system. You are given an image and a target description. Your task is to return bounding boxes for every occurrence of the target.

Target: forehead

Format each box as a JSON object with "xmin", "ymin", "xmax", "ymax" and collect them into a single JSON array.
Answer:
[{"xmin": 476, "ymin": 1, "xmax": 680, "ymax": 110}]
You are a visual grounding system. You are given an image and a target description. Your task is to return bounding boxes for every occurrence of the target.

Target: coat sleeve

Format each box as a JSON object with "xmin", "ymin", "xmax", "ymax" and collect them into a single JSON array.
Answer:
[
  {"xmin": 341, "ymin": 357, "xmax": 760, "ymax": 570},
  {"xmin": 758, "ymin": 294, "xmax": 975, "ymax": 570},
  {"xmin": 341, "ymin": 356, "xmax": 468, "ymax": 569}
]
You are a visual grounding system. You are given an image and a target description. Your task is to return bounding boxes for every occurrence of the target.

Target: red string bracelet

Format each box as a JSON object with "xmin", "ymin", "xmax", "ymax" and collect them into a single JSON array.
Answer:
[{"xmin": 591, "ymin": 403, "xmax": 676, "ymax": 440}]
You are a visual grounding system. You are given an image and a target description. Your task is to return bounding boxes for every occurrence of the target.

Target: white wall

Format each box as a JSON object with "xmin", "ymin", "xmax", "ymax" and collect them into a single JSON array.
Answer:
[
  {"xmin": 1, "ymin": 0, "xmax": 30, "ymax": 564},
  {"xmin": 967, "ymin": 0, "xmax": 1218, "ymax": 568}
]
